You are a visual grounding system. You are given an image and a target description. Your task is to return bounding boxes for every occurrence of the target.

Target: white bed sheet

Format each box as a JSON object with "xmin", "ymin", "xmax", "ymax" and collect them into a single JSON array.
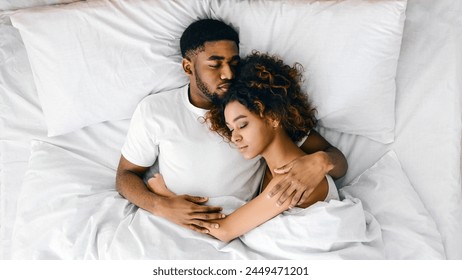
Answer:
[
  {"xmin": 0, "ymin": 11, "xmax": 47, "ymax": 259},
  {"xmin": 12, "ymin": 139, "xmax": 387, "ymax": 260},
  {"xmin": 0, "ymin": 0, "xmax": 80, "ymax": 11},
  {"xmin": 323, "ymin": 0, "xmax": 462, "ymax": 258},
  {"xmin": 1, "ymin": 0, "xmax": 461, "ymax": 259},
  {"xmin": 0, "ymin": 141, "xmax": 30, "ymax": 259},
  {"xmin": 392, "ymin": 0, "xmax": 462, "ymax": 258}
]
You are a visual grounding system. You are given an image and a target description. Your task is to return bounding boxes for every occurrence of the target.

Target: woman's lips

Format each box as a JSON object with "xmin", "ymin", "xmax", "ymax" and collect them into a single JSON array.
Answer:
[{"xmin": 237, "ymin": 145, "xmax": 248, "ymax": 152}]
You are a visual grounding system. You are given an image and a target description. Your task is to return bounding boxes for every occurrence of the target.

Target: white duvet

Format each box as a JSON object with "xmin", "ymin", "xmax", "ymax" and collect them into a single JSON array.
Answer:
[
  {"xmin": 2, "ymin": 0, "xmax": 461, "ymax": 260},
  {"xmin": 12, "ymin": 140, "xmax": 384, "ymax": 260}
]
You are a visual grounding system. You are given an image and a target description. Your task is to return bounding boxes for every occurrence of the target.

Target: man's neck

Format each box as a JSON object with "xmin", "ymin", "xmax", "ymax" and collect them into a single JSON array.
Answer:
[{"xmin": 188, "ymin": 85, "xmax": 213, "ymax": 110}]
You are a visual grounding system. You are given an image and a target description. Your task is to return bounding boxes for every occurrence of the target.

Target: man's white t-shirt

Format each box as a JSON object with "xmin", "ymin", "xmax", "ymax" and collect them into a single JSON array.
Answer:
[{"xmin": 122, "ymin": 85, "xmax": 265, "ymax": 201}]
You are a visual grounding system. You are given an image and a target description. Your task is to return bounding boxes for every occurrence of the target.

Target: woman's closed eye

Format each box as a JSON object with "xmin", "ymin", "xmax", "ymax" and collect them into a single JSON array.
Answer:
[
  {"xmin": 238, "ymin": 122, "xmax": 248, "ymax": 129},
  {"xmin": 226, "ymin": 122, "xmax": 247, "ymax": 134}
]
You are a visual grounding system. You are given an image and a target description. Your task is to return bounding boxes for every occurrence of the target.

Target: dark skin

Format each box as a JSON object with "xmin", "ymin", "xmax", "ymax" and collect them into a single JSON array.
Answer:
[
  {"xmin": 117, "ymin": 157, "xmax": 225, "ymax": 232},
  {"xmin": 116, "ymin": 40, "xmax": 348, "ymax": 233},
  {"xmin": 271, "ymin": 130, "xmax": 346, "ymax": 208}
]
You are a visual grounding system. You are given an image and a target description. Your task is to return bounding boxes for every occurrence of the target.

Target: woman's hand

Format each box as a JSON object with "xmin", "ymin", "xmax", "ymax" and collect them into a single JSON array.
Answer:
[{"xmin": 268, "ymin": 152, "xmax": 331, "ymax": 208}]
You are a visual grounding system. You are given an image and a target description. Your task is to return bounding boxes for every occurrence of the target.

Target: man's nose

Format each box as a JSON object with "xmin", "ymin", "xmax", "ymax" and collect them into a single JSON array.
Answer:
[{"xmin": 220, "ymin": 64, "xmax": 234, "ymax": 80}]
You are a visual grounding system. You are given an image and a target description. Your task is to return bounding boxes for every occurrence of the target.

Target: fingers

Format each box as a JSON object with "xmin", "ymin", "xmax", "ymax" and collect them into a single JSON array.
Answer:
[
  {"xmin": 267, "ymin": 179, "xmax": 299, "ymax": 206},
  {"xmin": 187, "ymin": 206, "xmax": 225, "ymax": 234},
  {"xmin": 191, "ymin": 219, "xmax": 220, "ymax": 230},
  {"xmin": 297, "ymin": 190, "xmax": 314, "ymax": 208},
  {"xmin": 270, "ymin": 179, "xmax": 315, "ymax": 208},
  {"xmin": 184, "ymin": 195, "xmax": 209, "ymax": 203},
  {"xmin": 273, "ymin": 163, "xmax": 293, "ymax": 175},
  {"xmin": 267, "ymin": 179, "xmax": 289, "ymax": 198},
  {"xmin": 162, "ymin": 194, "xmax": 226, "ymax": 235},
  {"xmin": 276, "ymin": 185, "xmax": 296, "ymax": 207},
  {"xmin": 188, "ymin": 224, "xmax": 211, "ymax": 234},
  {"xmin": 190, "ymin": 212, "xmax": 226, "ymax": 221},
  {"xmin": 184, "ymin": 194, "xmax": 225, "ymax": 216},
  {"xmin": 187, "ymin": 215, "xmax": 225, "ymax": 234},
  {"xmin": 289, "ymin": 188, "xmax": 305, "ymax": 208},
  {"xmin": 267, "ymin": 178, "xmax": 294, "ymax": 205}
]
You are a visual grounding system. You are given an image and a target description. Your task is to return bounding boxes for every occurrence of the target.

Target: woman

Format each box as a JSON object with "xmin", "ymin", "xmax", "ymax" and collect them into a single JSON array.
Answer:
[{"xmin": 148, "ymin": 52, "xmax": 339, "ymax": 242}]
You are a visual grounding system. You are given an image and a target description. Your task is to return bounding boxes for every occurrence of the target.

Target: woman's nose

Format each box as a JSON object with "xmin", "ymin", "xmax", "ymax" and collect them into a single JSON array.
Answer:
[{"xmin": 231, "ymin": 130, "xmax": 242, "ymax": 143}]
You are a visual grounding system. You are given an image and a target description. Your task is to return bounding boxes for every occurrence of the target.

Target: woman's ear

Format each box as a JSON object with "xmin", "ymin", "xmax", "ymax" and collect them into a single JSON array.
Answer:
[
  {"xmin": 254, "ymin": 101, "xmax": 265, "ymax": 118},
  {"xmin": 254, "ymin": 101, "xmax": 280, "ymax": 128},
  {"xmin": 182, "ymin": 58, "xmax": 193, "ymax": 76},
  {"xmin": 266, "ymin": 112, "xmax": 280, "ymax": 129},
  {"xmin": 270, "ymin": 118, "xmax": 280, "ymax": 129}
]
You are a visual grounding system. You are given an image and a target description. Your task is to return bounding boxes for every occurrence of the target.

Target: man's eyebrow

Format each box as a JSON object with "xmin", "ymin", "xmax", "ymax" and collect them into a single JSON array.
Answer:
[
  {"xmin": 207, "ymin": 55, "xmax": 225, "ymax": 61},
  {"xmin": 207, "ymin": 55, "xmax": 240, "ymax": 61}
]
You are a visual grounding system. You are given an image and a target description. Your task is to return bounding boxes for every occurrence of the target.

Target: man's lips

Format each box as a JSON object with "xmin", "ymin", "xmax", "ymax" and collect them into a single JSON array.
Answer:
[{"xmin": 218, "ymin": 83, "xmax": 231, "ymax": 90}]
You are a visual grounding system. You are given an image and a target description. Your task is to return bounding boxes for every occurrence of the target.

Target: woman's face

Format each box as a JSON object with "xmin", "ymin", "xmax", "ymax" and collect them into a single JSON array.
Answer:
[{"xmin": 224, "ymin": 100, "xmax": 275, "ymax": 159}]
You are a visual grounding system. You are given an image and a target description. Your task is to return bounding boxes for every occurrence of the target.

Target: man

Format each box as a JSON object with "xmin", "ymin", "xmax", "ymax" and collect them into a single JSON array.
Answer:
[{"xmin": 116, "ymin": 19, "xmax": 347, "ymax": 234}]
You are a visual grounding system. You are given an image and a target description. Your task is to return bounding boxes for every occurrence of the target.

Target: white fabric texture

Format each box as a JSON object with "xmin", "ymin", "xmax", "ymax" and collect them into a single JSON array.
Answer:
[
  {"xmin": 0, "ymin": 0, "xmax": 79, "ymax": 11},
  {"xmin": 213, "ymin": 0, "xmax": 406, "ymax": 143},
  {"xmin": 340, "ymin": 151, "xmax": 445, "ymax": 259},
  {"xmin": 0, "ymin": 141, "xmax": 31, "ymax": 259},
  {"xmin": 122, "ymin": 85, "xmax": 264, "ymax": 199},
  {"xmin": 390, "ymin": 0, "xmax": 462, "ymax": 258},
  {"xmin": 12, "ymin": 140, "xmax": 384, "ymax": 260},
  {"xmin": 1, "ymin": 0, "xmax": 461, "ymax": 260},
  {"xmin": 10, "ymin": 0, "xmax": 406, "ymax": 142},
  {"xmin": 324, "ymin": 175, "xmax": 339, "ymax": 202}
]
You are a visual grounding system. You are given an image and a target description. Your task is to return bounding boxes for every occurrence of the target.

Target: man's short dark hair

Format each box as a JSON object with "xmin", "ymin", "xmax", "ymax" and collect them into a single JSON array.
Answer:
[{"xmin": 180, "ymin": 19, "xmax": 239, "ymax": 58}]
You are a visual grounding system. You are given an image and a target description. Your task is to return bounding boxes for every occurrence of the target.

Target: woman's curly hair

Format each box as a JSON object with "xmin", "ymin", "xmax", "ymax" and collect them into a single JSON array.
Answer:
[{"xmin": 207, "ymin": 52, "xmax": 317, "ymax": 143}]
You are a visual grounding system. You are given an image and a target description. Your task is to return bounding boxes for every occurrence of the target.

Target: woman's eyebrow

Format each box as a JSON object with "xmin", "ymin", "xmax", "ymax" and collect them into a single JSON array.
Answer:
[{"xmin": 226, "ymin": 115, "xmax": 247, "ymax": 125}]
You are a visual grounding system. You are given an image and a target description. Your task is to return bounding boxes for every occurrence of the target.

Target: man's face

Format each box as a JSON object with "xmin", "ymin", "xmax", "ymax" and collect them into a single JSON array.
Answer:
[{"xmin": 185, "ymin": 40, "xmax": 239, "ymax": 109}]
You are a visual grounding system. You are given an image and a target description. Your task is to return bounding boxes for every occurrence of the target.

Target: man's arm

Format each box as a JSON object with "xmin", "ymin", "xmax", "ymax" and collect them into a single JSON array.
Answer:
[
  {"xmin": 116, "ymin": 155, "xmax": 224, "ymax": 233},
  {"xmin": 269, "ymin": 130, "xmax": 348, "ymax": 208}
]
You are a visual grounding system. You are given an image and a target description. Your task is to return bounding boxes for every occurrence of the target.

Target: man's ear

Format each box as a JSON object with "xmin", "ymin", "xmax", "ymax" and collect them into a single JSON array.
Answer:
[{"xmin": 182, "ymin": 58, "xmax": 193, "ymax": 76}]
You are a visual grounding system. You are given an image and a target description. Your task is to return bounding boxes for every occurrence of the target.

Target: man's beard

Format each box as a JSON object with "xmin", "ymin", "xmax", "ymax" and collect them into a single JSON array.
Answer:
[{"xmin": 195, "ymin": 70, "xmax": 221, "ymax": 105}]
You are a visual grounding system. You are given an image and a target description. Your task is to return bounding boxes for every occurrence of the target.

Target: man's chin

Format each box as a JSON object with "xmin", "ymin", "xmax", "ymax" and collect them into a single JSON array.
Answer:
[{"xmin": 210, "ymin": 92, "xmax": 225, "ymax": 105}]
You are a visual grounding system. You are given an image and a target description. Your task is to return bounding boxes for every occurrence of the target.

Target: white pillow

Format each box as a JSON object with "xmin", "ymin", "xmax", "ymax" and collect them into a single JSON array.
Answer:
[
  {"xmin": 213, "ymin": 0, "xmax": 406, "ymax": 143},
  {"xmin": 11, "ymin": 0, "xmax": 406, "ymax": 141},
  {"xmin": 10, "ymin": 0, "xmax": 206, "ymax": 136},
  {"xmin": 0, "ymin": 0, "xmax": 79, "ymax": 11},
  {"xmin": 340, "ymin": 151, "xmax": 445, "ymax": 259}
]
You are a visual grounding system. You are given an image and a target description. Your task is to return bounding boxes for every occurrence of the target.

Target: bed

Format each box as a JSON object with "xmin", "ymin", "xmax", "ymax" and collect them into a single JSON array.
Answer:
[{"xmin": 0, "ymin": 0, "xmax": 461, "ymax": 260}]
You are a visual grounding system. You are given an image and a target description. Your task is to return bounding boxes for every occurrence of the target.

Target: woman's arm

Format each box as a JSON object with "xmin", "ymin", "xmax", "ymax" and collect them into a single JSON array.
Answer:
[
  {"xmin": 208, "ymin": 173, "xmax": 329, "ymax": 242},
  {"xmin": 206, "ymin": 175, "xmax": 329, "ymax": 242},
  {"xmin": 147, "ymin": 172, "xmax": 327, "ymax": 242}
]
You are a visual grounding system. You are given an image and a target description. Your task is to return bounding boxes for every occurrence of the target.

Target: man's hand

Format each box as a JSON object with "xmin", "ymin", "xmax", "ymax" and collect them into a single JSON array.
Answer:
[
  {"xmin": 268, "ymin": 152, "xmax": 332, "ymax": 208},
  {"xmin": 148, "ymin": 174, "xmax": 225, "ymax": 233}
]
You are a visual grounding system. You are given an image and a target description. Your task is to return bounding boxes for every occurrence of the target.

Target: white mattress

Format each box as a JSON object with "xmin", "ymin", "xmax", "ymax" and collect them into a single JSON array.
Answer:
[{"xmin": 1, "ymin": 0, "xmax": 461, "ymax": 259}]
